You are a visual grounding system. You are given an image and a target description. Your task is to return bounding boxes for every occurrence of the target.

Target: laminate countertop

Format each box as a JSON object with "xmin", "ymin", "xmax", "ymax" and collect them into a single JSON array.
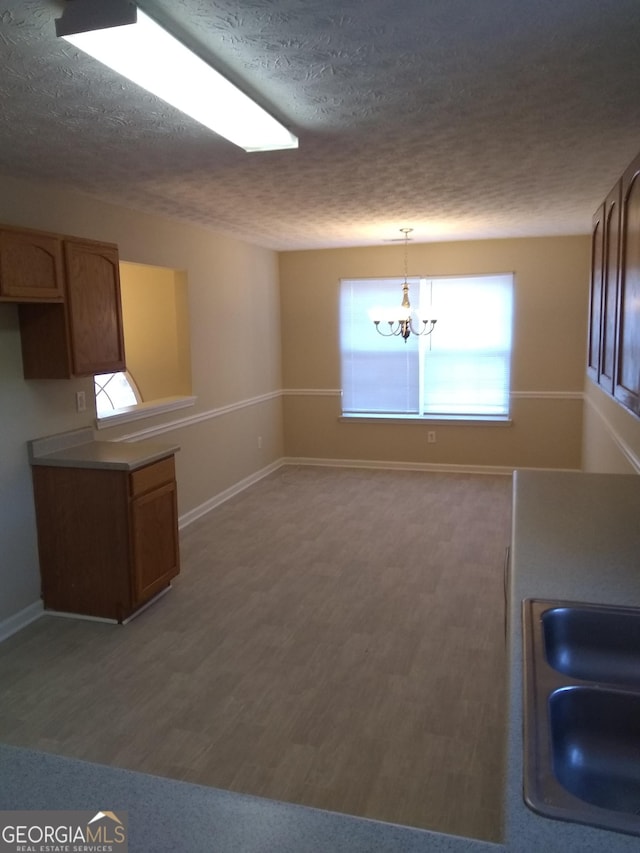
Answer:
[
  {"xmin": 504, "ymin": 469, "xmax": 640, "ymax": 853},
  {"xmin": 28, "ymin": 427, "xmax": 179, "ymax": 471},
  {"xmin": 2, "ymin": 469, "xmax": 640, "ymax": 852}
]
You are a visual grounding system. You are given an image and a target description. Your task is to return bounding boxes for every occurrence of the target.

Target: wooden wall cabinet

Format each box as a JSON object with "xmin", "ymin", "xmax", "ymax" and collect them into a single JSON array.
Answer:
[
  {"xmin": 32, "ymin": 456, "xmax": 180, "ymax": 623},
  {"xmin": 0, "ymin": 222, "xmax": 126, "ymax": 378},
  {"xmin": 588, "ymin": 149, "xmax": 640, "ymax": 417},
  {"xmin": 18, "ymin": 237, "xmax": 126, "ymax": 378},
  {"xmin": 587, "ymin": 203, "xmax": 604, "ymax": 383},
  {"xmin": 0, "ymin": 227, "xmax": 65, "ymax": 302},
  {"xmin": 599, "ymin": 182, "xmax": 621, "ymax": 395},
  {"xmin": 588, "ymin": 184, "xmax": 621, "ymax": 393},
  {"xmin": 614, "ymin": 153, "xmax": 640, "ymax": 414}
]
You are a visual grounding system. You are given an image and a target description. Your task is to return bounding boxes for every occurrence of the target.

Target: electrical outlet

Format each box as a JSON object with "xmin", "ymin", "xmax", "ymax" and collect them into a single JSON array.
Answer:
[
  {"xmin": 75, "ymin": 391, "xmax": 86, "ymax": 413},
  {"xmin": 427, "ymin": 430, "xmax": 436, "ymax": 444},
  {"xmin": 257, "ymin": 435, "xmax": 263, "ymax": 449}
]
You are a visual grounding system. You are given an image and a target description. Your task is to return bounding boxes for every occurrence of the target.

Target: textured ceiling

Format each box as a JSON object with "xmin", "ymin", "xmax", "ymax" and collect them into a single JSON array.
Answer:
[{"xmin": 1, "ymin": 0, "xmax": 640, "ymax": 249}]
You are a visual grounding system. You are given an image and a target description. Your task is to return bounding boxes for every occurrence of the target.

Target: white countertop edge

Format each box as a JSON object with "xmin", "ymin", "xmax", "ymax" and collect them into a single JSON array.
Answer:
[{"xmin": 28, "ymin": 429, "xmax": 179, "ymax": 471}]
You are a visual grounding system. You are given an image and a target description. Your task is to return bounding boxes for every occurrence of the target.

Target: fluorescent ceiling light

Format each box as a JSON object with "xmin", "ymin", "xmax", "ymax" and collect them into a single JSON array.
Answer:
[{"xmin": 56, "ymin": 3, "xmax": 298, "ymax": 152}]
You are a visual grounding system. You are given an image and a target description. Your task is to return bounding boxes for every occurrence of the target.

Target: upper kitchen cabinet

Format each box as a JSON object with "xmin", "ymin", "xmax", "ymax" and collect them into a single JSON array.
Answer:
[
  {"xmin": 0, "ymin": 226, "xmax": 65, "ymax": 302},
  {"xmin": 614, "ymin": 151, "xmax": 640, "ymax": 415},
  {"xmin": 64, "ymin": 238, "xmax": 126, "ymax": 376},
  {"xmin": 587, "ymin": 202, "xmax": 604, "ymax": 383},
  {"xmin": 599, "ymin": 181, "xmax": 621, "ymax": 396},
  {"xmin": 588, "ymin": 148, "xmax": 640, "ymax": 418},
  {"xmin": 588, "ymin": 184, "xmax": 622, "ymax": 394},
  {"xmin": 18, "ymin": 237, "xmax": 126, "ymax": 379}
]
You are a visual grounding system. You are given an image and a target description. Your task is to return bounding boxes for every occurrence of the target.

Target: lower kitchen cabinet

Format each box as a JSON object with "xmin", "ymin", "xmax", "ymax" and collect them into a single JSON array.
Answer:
[{"xmin": 32, "ymin": 455, "xmax": 180, "ymax": 622}]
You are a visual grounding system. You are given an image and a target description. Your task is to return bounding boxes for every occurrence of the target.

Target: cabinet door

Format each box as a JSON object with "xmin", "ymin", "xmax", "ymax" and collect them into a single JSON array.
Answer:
[
  {"xmin": 0, "ymin": 228, "xmax": 64, "ymax": 301},
  {"xmin": 587, "ymin": 204, "xmax": 604, "ymax": 383},
  {"xmin": 130, "ymin": 474, "xmax": 180, "ymax": 606},
  {"xmin": 615, "ymin": 154, "xmax": 640, "ymax": 415},
  {"xmin": 64, "ymin": 239, "xmax": 126, "ymax": 376},
  {"xmin": 32, "ymin": 466, "xmax": 132, "ymax": 620},
  {"xmin": 599, "ymin": 182, "xmax": 621, "ymax": 394}
]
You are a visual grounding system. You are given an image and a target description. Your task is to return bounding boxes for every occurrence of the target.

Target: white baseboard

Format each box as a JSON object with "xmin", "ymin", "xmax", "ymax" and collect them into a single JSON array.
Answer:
[
  {"xmin": 178, "ymin": 458, "xmax": 285, "ymax": 528},
  {"xmin": 0, "ymin": 600, "xmax": 43, "ymax": 643},
  {"xmin": 3, "ymin": 455, "xmax": 580, "ymax": 642},
  {"xmin": 282, "ymin": 456, "xmax": 517, "ymax": 476},
  {"xmin": 44, "ymin": 585, "xmax": 172, "ymax": 624},
  {"xmin": 178, "ymin": 455, "xmax": 582, "ymax": 533}
]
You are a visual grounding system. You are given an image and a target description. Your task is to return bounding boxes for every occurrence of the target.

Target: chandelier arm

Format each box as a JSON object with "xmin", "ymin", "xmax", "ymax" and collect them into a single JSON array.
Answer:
[
  {"xmin": 406, "ymin": 318, "xmax": 438, "ymax": 337},
  {"xmin": 374, "ymin": 321, "xmax": 402, "ymax": 337}
]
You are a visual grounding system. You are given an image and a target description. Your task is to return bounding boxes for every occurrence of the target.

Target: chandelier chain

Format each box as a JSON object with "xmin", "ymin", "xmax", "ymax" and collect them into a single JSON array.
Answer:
[{"xmin": 401, "ymin": 227, "xmax": 412, "ymax": 284}]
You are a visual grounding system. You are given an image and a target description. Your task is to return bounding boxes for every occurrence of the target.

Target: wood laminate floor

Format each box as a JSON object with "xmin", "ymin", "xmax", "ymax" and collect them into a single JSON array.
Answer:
[{"xmin": 0, "ymin": 467, "xmax": 512, "ymax": 841}]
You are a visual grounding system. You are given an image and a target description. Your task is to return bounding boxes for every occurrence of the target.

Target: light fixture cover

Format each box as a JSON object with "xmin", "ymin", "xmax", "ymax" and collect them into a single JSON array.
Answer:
[
  {"xmin": 55, "ymin": 0, "xmax": 137, "ymax": 36},
  {"xmin": 55, "ymin": 1, "xmax": 298, "ymax": 152}
]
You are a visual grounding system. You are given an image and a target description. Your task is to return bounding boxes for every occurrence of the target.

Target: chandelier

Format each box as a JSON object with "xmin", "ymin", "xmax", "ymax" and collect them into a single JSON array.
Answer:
[{"xmin": 371, "ymin": 228, "xmax": 437, "ymax": 342}]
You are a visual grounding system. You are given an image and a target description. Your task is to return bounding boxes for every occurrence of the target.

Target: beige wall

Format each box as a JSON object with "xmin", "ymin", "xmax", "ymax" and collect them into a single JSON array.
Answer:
[
  {"xmin": 3, "ymin": 169, "xmax": 630, "ymax": 627},
  {"xmin": 0, "ymin": 174, "xmax": 283, "ymax": 624},
  {"xmin": 119, "ymin": 262, "xmax": 192, "ymax": 402},
  {"xmin": 582, "ymin": 379, "xmax": 640, "ymax": 473},
  {"xmin": 279, "ymin": 236, "xmax": 590, "ymax": 469}
]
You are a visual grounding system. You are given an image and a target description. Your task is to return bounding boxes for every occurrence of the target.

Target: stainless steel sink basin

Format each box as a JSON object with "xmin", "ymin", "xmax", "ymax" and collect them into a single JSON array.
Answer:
[
  {"xmin": 543, "ymin": 604, "xmax": 640, "ymax": 687},
  {"xmin": 523, "ymin": 599, "xmax": 640, "ymax": 837},
  {"xmin": 549, "ymin": 686, "xmax": 640, "ymax": 813}
]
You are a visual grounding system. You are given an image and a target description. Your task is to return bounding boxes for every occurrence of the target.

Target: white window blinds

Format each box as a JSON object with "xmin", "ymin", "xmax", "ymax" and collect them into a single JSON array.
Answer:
[{"xmin": 340, "ymin": 273, "xmax": 513, "ymax": 418}]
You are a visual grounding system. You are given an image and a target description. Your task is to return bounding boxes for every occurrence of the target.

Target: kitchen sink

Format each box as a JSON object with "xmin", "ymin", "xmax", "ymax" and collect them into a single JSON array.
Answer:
[
  {"xmin": 543, "ymin": 604, "xmax": 640, "ymax": 687},
  {"xmin": 549, "ymin": 686, "xmax": 640, "ymax": 813},
  {"xmin": 523, "ymin": 599, "xmax": 640, "ymax": 837}
]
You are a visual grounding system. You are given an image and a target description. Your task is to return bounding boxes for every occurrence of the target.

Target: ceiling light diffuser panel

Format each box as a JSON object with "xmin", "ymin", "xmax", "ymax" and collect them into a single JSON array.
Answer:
[{"xmin": 57, "ymin": 5, "xmax": 298, "ymax": 152}]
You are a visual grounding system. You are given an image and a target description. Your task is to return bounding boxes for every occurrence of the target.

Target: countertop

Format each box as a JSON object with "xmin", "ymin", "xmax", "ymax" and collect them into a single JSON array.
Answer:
[
  {"xmin": 2, "ymin": 469, "xmax": 640, "ymax": 852},
  {"xmin": 504, "ymin": 469, "xmax": 640, "ymax": 853},
  {"xmin": 28, "ymin": 427, "xmax": 179, "ymax": 471}
]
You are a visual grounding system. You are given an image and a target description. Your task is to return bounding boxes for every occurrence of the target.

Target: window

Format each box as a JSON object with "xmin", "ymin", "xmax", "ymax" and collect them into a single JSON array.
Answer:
[
  {"xmin": 340, "ymin": 273, "xmax": 513, "ymax": 419},
  {"xmin": 95, "ymin": 371, "xmax": 142, "ymax": 415}
]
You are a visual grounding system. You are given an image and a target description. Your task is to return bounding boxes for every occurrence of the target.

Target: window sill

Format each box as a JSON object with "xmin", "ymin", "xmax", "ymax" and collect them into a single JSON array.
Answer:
[
  {"xmin": 339, "ymin": 414, "xmax": 512, "ymax": 426},
  {"xmin": 95, "ymin": 395, "xmax": 197, "ymax": 430}
]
